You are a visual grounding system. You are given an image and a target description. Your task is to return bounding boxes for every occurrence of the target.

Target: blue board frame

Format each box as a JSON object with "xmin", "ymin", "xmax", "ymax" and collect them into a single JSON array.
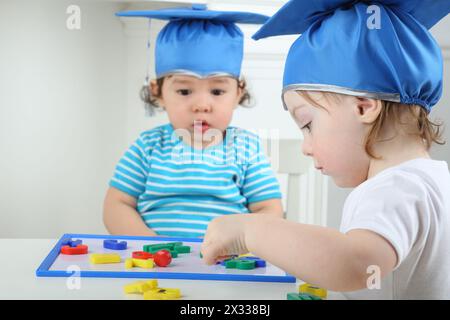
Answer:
[{"xmin": 36, "ymin": 233, "xmax": 296, "ymax": 283}]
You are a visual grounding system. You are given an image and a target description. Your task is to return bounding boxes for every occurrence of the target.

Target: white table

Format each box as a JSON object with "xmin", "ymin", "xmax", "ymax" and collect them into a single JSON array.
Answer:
[{"xmin": 0, "ymin": 239, "xmax": 343, "ymax": 300}]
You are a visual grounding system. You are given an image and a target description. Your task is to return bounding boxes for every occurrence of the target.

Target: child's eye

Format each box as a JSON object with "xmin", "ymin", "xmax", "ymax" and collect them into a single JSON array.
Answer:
[
  {"xmin": 301, "ymin": 122, "xmax": 312, "ymax": 132},
  {"xmin": 176, "ymin": 89, "xmax": 192, "ymax": 96},
  {"xmin": 211, "ymin": 89, "xmax": 226, "ymax": 96}
]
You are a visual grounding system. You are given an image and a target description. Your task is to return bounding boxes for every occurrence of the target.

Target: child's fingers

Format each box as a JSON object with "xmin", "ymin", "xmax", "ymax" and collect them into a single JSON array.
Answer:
[{"xmin": 201, "ymin": 242, "xmax": 224, "ymax": 265}]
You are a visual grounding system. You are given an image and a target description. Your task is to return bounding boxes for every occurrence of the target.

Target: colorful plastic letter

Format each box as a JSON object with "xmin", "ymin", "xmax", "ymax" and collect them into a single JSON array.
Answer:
[
  {"xmin": 125, "ymin": 258, "xmax": 154, "ymax": 269},
  {"xmin": 60, "ymin": 239, "xmax": 82, "ymax": 248},
  {"xmin": 132, "ymin": 251, "xmax": 153, "ymax": 260},
  {"xmin": 299, "ymin": 283, "xmax": 327, "ymax": 299},
  {"xmin": 103, "ymin": 239, "xmax": 127, "ymax": 250},
  {"xmin": 143, "ymin": 288, "xmax": 181, "ymax": 300},
  {"xmin": 61, "ymin": 244, "xmax": 88, "ymax": 255},
  {"xmin": 124, "ymin": 280, "xmax": 158, "ymax": 294},
  {"xmin": 89, "ymin": 253, "xmax": 121, "ymax": 264}
]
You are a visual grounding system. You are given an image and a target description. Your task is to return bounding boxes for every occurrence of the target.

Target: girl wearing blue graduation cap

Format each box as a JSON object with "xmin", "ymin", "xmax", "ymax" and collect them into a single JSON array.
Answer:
[
  {"xmin": 103, "ymin": 6, "xmax": 283, "ymax": 238},
  {"xmin": 201, "ymin": 0, "xmax": 450, "ymax": 299}
]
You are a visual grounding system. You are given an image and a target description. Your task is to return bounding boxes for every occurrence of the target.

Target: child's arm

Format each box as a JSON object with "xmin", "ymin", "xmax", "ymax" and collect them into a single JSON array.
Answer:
[
  {"xmin": 248, "ymin": 199, "xmax": 283, "ymax": 217},
  {"xmin": 201, "ymin": 214, "xmax": 397, "ymax": 292},
  {"xmin": 103, "ymin": 187, "xmax": 157, "ymax": 236}
]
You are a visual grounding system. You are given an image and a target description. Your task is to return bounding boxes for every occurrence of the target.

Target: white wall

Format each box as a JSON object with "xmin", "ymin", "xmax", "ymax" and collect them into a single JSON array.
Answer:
[
  {"xmin": 0, "ymin": 0, "xmax": 128, "ymax": 237},
  {"xmin": 1, "ymin": 0, "xmax": 449, "ymax": 238}
]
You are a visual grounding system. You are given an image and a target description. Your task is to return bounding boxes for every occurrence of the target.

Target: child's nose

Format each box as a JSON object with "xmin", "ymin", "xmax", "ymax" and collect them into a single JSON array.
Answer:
[
  {"xmin": 193, "ymin": 104, "xmax": 211, "ymax": 113},
  {"xmin": 192, "ymin": 96, "xmax": 212, "ymax": 113},
  {"xmin": 301, "ymin": 140, "xmax": 313, "ymax": 157}
]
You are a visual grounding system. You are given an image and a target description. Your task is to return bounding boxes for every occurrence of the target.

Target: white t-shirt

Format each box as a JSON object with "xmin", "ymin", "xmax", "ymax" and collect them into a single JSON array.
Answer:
[{"xmin": 340, "ymin": 158, "xmax": 450, "ymax": 299}]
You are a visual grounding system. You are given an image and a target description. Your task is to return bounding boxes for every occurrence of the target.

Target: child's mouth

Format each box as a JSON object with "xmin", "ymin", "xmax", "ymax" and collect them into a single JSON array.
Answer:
[{"xmin": 193, "ymin": 120, "xmax": 210, "ymax": 134}]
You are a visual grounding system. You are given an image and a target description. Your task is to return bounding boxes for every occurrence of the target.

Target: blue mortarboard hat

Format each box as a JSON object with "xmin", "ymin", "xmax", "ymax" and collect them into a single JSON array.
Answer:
[
  {"xmin": 253, "ymin": 0, "xmax": 450, "ymax": 112},
  {"xmin": 116, "ymin": 4, "xmax": 269, "ymax": 79}
]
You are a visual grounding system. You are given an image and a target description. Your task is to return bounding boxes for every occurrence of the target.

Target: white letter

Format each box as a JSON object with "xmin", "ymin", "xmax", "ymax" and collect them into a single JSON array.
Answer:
[
  {"xmin": 66, "ymin": 5, "xmax": 81, "ymax": 30},
  {"xmin": 367, "ymin": 5, "xmax": 381, "ymax": 30},
  {"xmin": 66, "ymin": 265, "xmax": 81, "ymax": 290},
  {"xmin": 172, "ymin": 128, "xmax": 193, "ymax": 163},
  {"xmin": 366, "ymin": 265, "xmax": 381, "ymax": 290}
]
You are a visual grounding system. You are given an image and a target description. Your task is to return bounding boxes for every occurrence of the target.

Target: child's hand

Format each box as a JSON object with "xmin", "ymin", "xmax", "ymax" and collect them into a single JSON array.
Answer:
[{"xmin": 200, "ymin": 214, "xmax": 250, "ymax": 265}]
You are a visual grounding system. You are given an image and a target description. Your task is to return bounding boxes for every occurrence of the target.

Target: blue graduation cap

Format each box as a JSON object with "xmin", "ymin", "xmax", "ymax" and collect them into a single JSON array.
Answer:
[
  {"xmin": 253, "ymin": 0, "xmax": 450, "ymax": 112},
  {"xmin": 116, "ymin": 4, "xmax": 269, "ymax": 79}
]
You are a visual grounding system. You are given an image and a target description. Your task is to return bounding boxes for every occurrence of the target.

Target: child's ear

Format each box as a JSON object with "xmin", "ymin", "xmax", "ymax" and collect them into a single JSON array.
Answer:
[
  {"xmin": 355, "ymin": 98, "xmax": 382, "ymax": 124},
  {"xmin": 149, "ymin": 79, "xmax": 159, "ymax": 97},
  {"xmin": 235, "ymin": 80, "xmax": 245, "ymax": 107},
  {"xmin": 150, "ymin": 79, "xmax": 164, "ymax": 107}
]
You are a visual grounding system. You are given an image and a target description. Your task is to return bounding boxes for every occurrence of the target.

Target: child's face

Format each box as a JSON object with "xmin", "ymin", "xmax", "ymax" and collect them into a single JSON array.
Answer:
[
  {"xmin": 283, "ymin": 91, "xmax": 372, "ymax": 187},
  {"xmin": 155, "ymin": 75, "xmax": 243, "ymax": 146}
]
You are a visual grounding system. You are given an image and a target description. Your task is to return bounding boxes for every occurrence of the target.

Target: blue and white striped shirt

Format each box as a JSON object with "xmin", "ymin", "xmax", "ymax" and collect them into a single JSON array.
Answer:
[{"xmin": 110, "ymin": 123, "xmax": 282, "ymax": 237}]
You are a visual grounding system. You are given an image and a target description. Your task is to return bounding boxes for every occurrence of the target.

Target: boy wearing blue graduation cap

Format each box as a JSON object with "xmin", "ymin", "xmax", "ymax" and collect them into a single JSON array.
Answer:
[
  {"xmin": 103, "ymin": 6, "xmax": 283, "ymax": 238},
  {"xmin": 201, "ymin": 0, "xmax": 450, "ymax": 299}
]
